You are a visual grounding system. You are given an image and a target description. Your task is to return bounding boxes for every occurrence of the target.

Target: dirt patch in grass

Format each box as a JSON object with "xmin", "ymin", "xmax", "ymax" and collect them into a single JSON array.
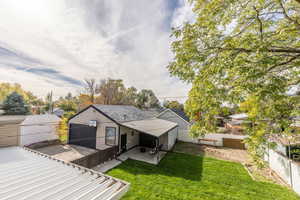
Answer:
[{"xmin": 173, "ymin": 141, "xmax": 250, "ymax": 163}]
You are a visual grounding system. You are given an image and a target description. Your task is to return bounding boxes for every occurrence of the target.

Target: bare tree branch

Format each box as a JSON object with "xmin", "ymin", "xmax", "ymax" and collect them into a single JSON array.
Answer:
[
  {"xmin": 253, "ymin": 6, "xmax": 263, "ymax": 41},
  {"xmin": 267, "ymin": 54, "xmax": 300, "ymax": 72}
]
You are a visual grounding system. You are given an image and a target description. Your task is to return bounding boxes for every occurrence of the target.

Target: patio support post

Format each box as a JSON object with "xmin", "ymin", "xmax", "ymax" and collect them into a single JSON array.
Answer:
[{"xmin": 156, "ymin": 138, "xmax": 159, "ymax": 164}]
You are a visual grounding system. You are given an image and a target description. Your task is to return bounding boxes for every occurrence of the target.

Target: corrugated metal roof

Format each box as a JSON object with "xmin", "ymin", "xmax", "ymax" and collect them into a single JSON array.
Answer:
[
  {"xmin": 0, "ymin": 147, "xmax": 129, "ymax": 200},
  {"xmin": 93, "ymin": 105, "xmax": 148, "ymax": 122},
  {"xmin": 121, "ymin": 118, "xmax": 178, "ymax": 137},
  {"xmin": 21, "ymin": 114, "xmax": 60, "ymax": 125}
]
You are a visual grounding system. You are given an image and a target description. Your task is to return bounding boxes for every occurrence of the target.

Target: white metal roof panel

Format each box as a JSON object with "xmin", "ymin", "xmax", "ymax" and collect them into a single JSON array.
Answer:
[
  {"xmin": 121, "ymin": 118, "xmax": 178, "ymax": 137},
  {"xmin": 0, "ymin": 147, "xmax": 129, "ymax": 200}
]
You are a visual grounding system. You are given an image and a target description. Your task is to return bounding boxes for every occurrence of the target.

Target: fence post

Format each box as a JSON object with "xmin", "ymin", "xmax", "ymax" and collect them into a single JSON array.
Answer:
[{"xmin": 288, "ymin": 142, "xmax": 293, "ymax": 189}]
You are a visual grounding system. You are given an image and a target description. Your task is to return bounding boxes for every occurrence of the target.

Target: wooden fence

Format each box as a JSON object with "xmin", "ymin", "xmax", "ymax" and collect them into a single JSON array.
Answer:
[{"xmin": 72, "ymin": 146, "xmax": 118, "ymax": 168}]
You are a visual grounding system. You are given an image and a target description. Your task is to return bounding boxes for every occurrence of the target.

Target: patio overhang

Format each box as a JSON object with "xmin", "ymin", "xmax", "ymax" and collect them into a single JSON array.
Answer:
[{"xmin": 121, "ymin": 118, "xmax": 178, "ymax": 138}]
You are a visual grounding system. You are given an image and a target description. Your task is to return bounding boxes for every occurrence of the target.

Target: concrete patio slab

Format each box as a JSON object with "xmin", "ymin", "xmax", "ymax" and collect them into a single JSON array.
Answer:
[
  {"xmin": 118, "ymin": 147, "xmax": 166, "ymax": 165},
  {"xmin": 93, "ymin": 159, "xmax": 122, "ymax": 173}
]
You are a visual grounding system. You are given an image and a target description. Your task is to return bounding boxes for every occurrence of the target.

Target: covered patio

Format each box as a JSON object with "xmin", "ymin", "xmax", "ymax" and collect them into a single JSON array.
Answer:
[
  {"xmin": 118, "ymin": 146, "xmax": 167, "ymax": 165},
  {"xmin": 119, "ymin": 118, "xmax": 178, "ymax": 165}
]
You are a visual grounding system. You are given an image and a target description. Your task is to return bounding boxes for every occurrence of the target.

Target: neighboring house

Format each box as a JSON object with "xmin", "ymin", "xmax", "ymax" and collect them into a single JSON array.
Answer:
[
  {"xmin": 0, "ymin": 114, "xmax": 60, "ymax": 147},
  {"xmin": 0, "ymin": 147, "xmax": 129, "ymax": 199},
  {"xmin": 157, "ymin": 108, "xmax": 191, "ymax": 143},
  {"xmin": 68, "ymin": 105, "xmax": 178, "ymax": 164},
  {"xmin": 156, "ymin": 109, "xmax": 247, "ymax": 149},
  {"xmin": 291, "ymin": 116, "xmax": 300, "ymax": 131},
  {"xmin": 225, "ymin": 113, "xmax": 249, "ymax": 135},
  {"xmin": 53, "ymin": 108, "xmax": 64, "ymax": 118}
]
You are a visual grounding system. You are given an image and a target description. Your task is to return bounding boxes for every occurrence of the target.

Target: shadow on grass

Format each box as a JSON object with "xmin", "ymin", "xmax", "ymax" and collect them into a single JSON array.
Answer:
[{"xmin": 113, "ymin": 152, "xmax": 204, "ymax": 182}]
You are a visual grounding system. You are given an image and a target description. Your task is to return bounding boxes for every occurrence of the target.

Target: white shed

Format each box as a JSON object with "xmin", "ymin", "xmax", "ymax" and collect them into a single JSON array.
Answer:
[{"xmin": 20, "ymin": 114, "xmax": 60, "ymax": 146}]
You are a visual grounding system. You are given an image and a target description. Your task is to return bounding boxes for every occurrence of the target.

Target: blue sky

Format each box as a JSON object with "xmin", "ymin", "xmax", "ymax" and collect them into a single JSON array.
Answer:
[{"xmin": 0, "ymin": 0, "xmax": 194, "ymax": 101}]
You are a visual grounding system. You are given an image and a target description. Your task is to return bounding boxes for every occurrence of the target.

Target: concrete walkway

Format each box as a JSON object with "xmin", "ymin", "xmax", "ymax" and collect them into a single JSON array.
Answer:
[
  {"xmin": 35, "ymin": 144, "xmax": 98, "ymax": 162},
  {"xmin": 93, "ymin": 159, "xmax": 123, "ymax": 173}
]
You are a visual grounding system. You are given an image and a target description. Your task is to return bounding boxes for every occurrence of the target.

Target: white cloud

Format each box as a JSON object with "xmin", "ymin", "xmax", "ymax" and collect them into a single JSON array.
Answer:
[
  {"xmin": 171, "ymin": 0, "xmax": 195, "ymax": 27},
  {"xmin": 0, "ymin": 0, "xmax": 192, "ymax": 102}
]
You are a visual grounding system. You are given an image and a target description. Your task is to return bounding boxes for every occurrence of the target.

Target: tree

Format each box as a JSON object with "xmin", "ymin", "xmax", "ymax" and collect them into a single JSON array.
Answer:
[
  {"xmin": 163, "ymin": 100, "xmax": 184, "ymax": 111},
  {"xmin": 3, "ymin": 92, "xmax": 30, "ymax": 115},
  {"xmin": 78, "ymin": 94, "xmax": 93, "ymax": 110},
  {"xmin": 0, "ymin": 83, "xmax": 42, "ymax": 113},
  {"xmin": 44, "ymin": 91, "xmax": 54, "ymax": 113},
  {"xmin": 57, "ymin": 117, "xmax": 68, "ymax": 143},
  {"xmin": 168, "ymin": 0, "xmax": 300, "ymax": 164},
  {"xmin": 136, "ymin": 89, "xmax": 160, "ymax": 109},
  {"xmin": 122, "ymin": 86, "xmax": 138, "ymax": 105},
  {"xmin": 83, "ymin": 78, "xmax": 99, "ymax": 103}
]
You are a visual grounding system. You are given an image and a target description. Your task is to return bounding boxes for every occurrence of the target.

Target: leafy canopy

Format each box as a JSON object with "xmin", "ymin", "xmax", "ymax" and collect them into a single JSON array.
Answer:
[{"xmin": 168, "ymin": 0, "xmax": 300, "ymax": 163}]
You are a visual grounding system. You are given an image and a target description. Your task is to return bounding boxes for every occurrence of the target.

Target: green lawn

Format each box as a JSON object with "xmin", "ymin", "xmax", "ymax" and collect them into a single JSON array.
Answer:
[{"xmin": 107, "ymin": 152, "xmax": 299, "ymax": 200}]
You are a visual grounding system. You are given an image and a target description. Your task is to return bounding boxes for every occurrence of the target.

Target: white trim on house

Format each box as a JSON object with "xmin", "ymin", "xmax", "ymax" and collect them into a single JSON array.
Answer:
[{"xmin": 156, "ymin": 109, "xmax": 191, "ymax": 126}]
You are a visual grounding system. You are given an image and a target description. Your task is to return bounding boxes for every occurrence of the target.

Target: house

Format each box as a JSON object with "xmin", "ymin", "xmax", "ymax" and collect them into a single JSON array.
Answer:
[
  {"xmin": 68, "ymin": 105, "xmax": 178, "ymax": 165},
  {"xmin": 225, "ymin": 113, "xmax": 250, "ymax": 135},
  {"xmin": 0, "ymin": 114, "xmax": 60, "ymax": 147},
  {"xmin": 0, "ymin": 146, "xmax": 129, "ymax": 199},
  {"xmin": 157, "ymin": 108, "xmax": 191, "ymax": 142},
  {"xmin": 53, "ymin": 107, "xmax": 65, "ymax": 118}
]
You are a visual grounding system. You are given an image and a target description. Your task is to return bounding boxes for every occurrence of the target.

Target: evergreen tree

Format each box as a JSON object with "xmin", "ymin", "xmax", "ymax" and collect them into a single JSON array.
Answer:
[{"xmin": 3, "ymin": 92, "xmax": 29, "ymax": 115}]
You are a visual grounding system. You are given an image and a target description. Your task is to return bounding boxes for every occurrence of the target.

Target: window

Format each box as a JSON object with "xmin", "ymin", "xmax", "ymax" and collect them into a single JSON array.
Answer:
[{"xmin": 105, "ymin": 127, "xmax": 116, "ymax": 146}]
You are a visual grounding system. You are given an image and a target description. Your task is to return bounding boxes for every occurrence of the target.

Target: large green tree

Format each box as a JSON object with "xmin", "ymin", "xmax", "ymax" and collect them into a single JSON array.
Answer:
[
  {"xmin": 163, "ymin": 100, "xmax": 184, "ymax": 111},
  {"xmin": 168, "ymin": 0, "xmax": 300, "ymax": 164},
  {"xmin": 136, "ymin": 89, "xmax": 161, "ymax": 109},
  {"xmin": 3, "ymin": 92, "xmax": 30, "ymax": 115}
]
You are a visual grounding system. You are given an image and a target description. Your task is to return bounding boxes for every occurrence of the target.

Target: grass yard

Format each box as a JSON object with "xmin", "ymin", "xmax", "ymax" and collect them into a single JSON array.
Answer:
[{"xmin": 107, "ymin": 152, "xmax": 299, "ymax": 200}]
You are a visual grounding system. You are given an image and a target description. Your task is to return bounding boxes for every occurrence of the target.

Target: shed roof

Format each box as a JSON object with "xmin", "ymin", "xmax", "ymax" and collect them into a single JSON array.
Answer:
[
  {"xmin": 121, "ymin": 118, "xmax": 178, "ymax": 137},
  {"xmin": 21, "ymin": 114, "xmax": 60, "ymax": 125},
  {"xmin": 0, "ymin": 115, "xmax": 26, "ymax": 125},
  {"xmin": 0, "ymin": 147, "xmax": 129, "ymax": 200},
  {"xmin": 93, "ymin": 105, "xmax": 148, "ymax": 122}
]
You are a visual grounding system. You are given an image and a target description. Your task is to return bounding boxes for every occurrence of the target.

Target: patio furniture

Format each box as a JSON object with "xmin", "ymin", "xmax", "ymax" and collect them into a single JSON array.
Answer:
[
  {"xmin": 140, "ymin": 147, "xmax": 146, "ymax": 153},
  {"xmin": 149, "ymin": 144, "xmax": 163, "ymax": 155}
]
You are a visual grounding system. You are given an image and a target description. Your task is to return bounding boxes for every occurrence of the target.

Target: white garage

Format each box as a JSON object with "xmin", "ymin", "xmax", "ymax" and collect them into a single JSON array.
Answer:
[
  {"xmin": 20, "ymin": 114, "xmax": 60, "ymax": 146},
  {"xmin": 0, "ymin": 114, "xmax": 60, "ymax": 147}
]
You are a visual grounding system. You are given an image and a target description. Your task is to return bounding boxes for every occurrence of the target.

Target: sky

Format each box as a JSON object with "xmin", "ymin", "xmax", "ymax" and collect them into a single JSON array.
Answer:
[{"xmin": 0, "ymin": 0, "xmax": 194, "ymax": 102}]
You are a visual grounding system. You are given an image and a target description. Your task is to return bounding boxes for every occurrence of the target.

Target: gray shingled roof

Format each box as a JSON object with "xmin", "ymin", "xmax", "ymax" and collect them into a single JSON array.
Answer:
[
  {"xmin": 0, "ymin": 147, "xmax": 129, "ymax": 200},
  {"xmin": 93, "ymin": 105, "xmax": 148, "ymax": 122},
  {"xmin": 170, "ymin": 108, "xmax": 190, "ymax": 122}
]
